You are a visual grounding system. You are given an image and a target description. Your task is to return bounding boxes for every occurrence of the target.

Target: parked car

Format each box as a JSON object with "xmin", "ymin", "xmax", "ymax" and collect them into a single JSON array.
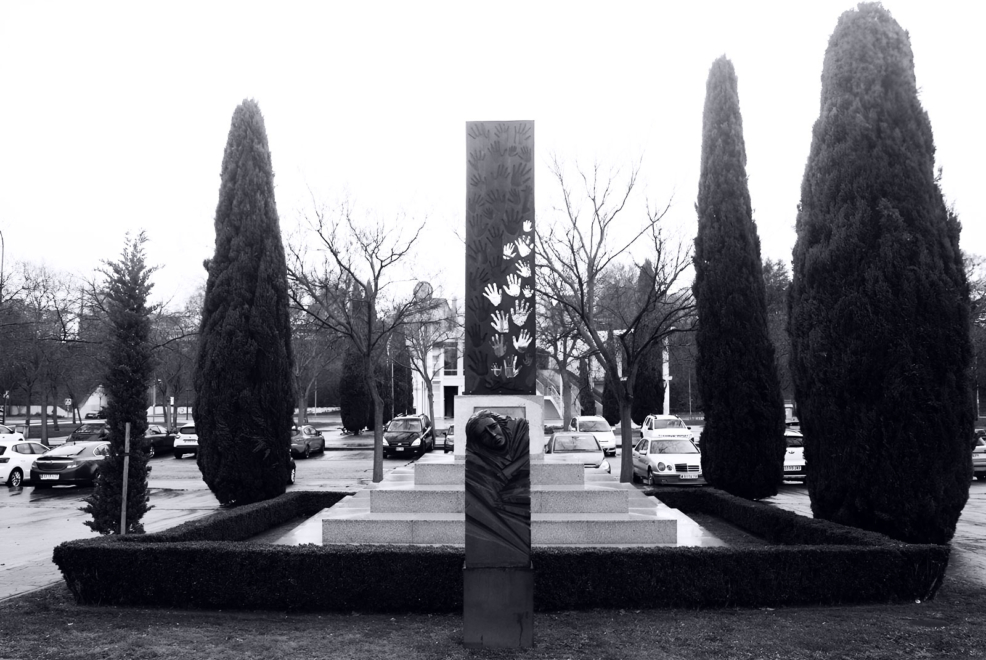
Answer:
[
  {"xmin": 783, "ymin": 428, "xmax": 806, "ymax": 481},
  {"xmin": 544, "ymin": 432, "xmax": 610, "ymax": 473},
  {"xmin": 0, "ymin": 439, "xmax": 50, "ymax": 487},
  {"xmin": 383, "ymin": 415, "xmax": 434, "ymax": 458},
  {"xmin": 640, "ymin": 415, "xmax": 693, "ymax": 443},
  {"xmin": 291, "ymin": 425, "xmax": 325, "ymax": 459},
  {"xmin": 443, "ymin": 425, "xmax": 455, "ymax": 453},
  {"xmin": 0, "ymin": 424, "xmax": 25, "ymax": 443},
  {"xmin": 568, "ymin": 416, "xmax": 617, "ymax": 456},
  {"xmin": 631, "ymin": 437, "xmax": 706, "ymax": 486},
  {"xmin": 287, "ymin": 451, "xmax": 297, "ymax": 485},
  {"xmin": 68, "ymin": 422, "xmax": 109, "ymax": 444},
  {"xmin": 30, "ymin": 441, "xmax": 109, "ymax": 487},
  {"xmin": 83, "ymin": 412, "xmax": 100, "ymax": 420},
  {"xmin": 140, "ymin": 424, "xmax": 175, "ymax": 458},
  {"xmin": 173, "ymin": 424, "xmax": 198, "ymax": 459},
  {"xmin": 973, "ymin": 437, "xmax": 986, "ymax": 481}
]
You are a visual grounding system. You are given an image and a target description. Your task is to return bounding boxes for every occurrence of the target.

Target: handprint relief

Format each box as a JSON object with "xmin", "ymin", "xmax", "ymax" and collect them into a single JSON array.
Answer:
[
  {"xmin": 515, "ymin": 236, "xmax": 532, "ymax": 258},
  {"xmin": 503, "ymin": 356, "xmax": 519, "ymax": 379},
  {"xmin": 490, "ymin": 364, "xmax": 502, "ymax": 377},
  {"xmin": 523, "ymin": 220, "xmax": 533, "ymax": 233},
  {"xmin": 502, "ymin": 243, "xmax": 516, "ymax": 260},
  {"xmin": 514, "ymin": 262, "xmax": 531, "ymax": 279},
  {"xmin": 490, "ymin": 335, "xmax": 507, "ymax": 358},
  {"xmin": 491, "ymin": 311, "xmax": 510, "ymax": 334},
  {"xmin": 513, "ymin": 329, "xmax": 532, "ymax": 352},
  {"xmin": 483, "ymin": 283, "xmax": 502, "ymax": 307},
  {"xmin": 522, "ymin": 286, "xmax": 533, "ymax": 299},
  {"xmin": 504, "ymin": 275, "xmax": 522, "ymax": 298},
  {"xmin": 511, "ymin": 300, "xmax": 531, "ymax": 326}
]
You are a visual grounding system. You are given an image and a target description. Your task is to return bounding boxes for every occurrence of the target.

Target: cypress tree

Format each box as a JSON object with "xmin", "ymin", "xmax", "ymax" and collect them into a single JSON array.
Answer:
[
  {"xmin": 391, "ymin": 325, "xmax": 414, "ymax": 416},
  {"xmin": 601, "ymin": 369, "xmax": 620, "ymax": 426},
  {"xmin": 340, "ymin": 347, "xmax": 370, "ymax": 434},
  {"xmin": 693, "ymin": 56, "xmax": 785, "ymax": 500},
  {"xmin": 82, "ymin": 233, "xmax": 156, "ymax": 534},
  {"xmin": 578, "ymin": 358, "xmax": 596, "ymax": 416},
  {"xmin": 631, "ymin": 348, "xmax": 664, "ymax": 425},
  {"xmin": 789, "ymin": 4, "xmax": 972, "ymax": 543},
  {"xmin": 194, "ymin": 99, "xmax": 295, "ymax": 507}
]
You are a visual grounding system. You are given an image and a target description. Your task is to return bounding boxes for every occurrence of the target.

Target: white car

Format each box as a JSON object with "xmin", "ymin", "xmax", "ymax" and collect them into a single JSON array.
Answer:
[
  {"xmin": 173, "ymin": 424, "xmax": 198, "ymax": 459},
  {"xmin": 640, "ymin": 415, "xmax": 693, "ymax": 442},
  {"xmin": 0, "ymin": 438, "xmax": 50, "ymax": 487},
  {"xmin": 569, "ymin": 416, "xmax": 617, "ymax": 456},
  {"xmin": 0, "ymin": 424, "xmax": 25, "ymax": 443},
  {"xmin": 631, "ymin": 436, "xmax": 706, "ymax": 486},
  {"xmin": 544, "ymin": 432, "xmax": 610, "ymax": 473},
  {"xmin": 783, "ymin": 428, "xmax": 806, "ymax": 481}
]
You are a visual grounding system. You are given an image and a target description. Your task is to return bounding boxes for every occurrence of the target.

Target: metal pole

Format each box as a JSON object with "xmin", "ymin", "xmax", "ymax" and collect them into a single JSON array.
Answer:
[{"xmin": 120, "ymin": 423, "xmax": 130, "ymax": 535}]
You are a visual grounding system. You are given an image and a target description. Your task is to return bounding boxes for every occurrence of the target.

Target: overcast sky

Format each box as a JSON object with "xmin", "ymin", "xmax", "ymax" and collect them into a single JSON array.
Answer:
[{"xmin": 1, "ymin": 1, "xmax": 981, "ymax": 306}]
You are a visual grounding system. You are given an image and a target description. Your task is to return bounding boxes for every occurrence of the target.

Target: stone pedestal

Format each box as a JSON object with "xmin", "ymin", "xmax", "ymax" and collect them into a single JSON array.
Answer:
[{"xmin": 463, "ymin": 564, "xmax": 534, "ymax": 649}]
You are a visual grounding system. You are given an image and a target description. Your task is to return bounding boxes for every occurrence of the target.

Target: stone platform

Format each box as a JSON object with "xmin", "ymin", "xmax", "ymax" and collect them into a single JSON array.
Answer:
[{"xmin": 321, "ymin": 452, "xmax": 679, "ymax": 546}]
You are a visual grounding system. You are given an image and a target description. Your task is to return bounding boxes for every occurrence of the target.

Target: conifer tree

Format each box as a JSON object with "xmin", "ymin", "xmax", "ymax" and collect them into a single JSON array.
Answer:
[
  {"xmin": 601, "ymin": 369, "xmax": 620, "ymax": 425},
  {"xmin": 694, "ymin": 56, "xmax": 785, "ymax": 500},
  {"xmin": 391, "ymin": 325, "xmax": 414, "ymax": 416},
  {"xmin": 578, "ymin": 358, "xmax": 596, "ymax": 416},
  {"xmin": 83, "ymin": 233, "xmax": 156, "ymax": 534},
  {"xmin": 789, "ymin": 4, "xmax": 972, "ymax": 543},
  {"xmin": 631, "ymin": 348, "xmax": 664, "ymax": 425},
  {"xmin": 194, "ymin": 99, "xmax": 295, "ymax": 506},
  {"xmin": 340, "ymin": 347, "xmax": 370, "ymax": 434}
]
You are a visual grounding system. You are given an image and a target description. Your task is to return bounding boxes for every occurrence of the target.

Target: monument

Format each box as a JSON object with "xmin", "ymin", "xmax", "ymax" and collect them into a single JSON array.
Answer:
[{"xmin": 462, "ymin": 120, "xmax": 536, "ymax": 648}]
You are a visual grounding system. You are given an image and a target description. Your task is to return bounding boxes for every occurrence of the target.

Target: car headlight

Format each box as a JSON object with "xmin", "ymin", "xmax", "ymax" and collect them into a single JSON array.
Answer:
[
  {"xmin": 63, "ymin": 461, "xmax": 81, "ymax": 469},
  {"xmin": 382, "ymin": 439, "xmax": 389, "ymax": 446},
  {"xmin": 658, "ymin": 462, "xmax": 667, "ymax": 471},
  {"xmin": 600, "ymin": 459, "xmax": 610, "ymax": 473},
  {"xmin": 411, "ymin": 438, "xmax": 421, "ymax": 447}
]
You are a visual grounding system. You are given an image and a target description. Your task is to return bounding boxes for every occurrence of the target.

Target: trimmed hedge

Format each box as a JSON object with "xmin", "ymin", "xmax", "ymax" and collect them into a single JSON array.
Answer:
[{"xmin": 53, "ymin": 488, "xmax": 949, "ymax": 612}]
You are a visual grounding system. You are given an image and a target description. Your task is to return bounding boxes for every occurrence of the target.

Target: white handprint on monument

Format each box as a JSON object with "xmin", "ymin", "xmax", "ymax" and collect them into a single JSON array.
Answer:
[
  {"xmin": 491, "ymin": 335, "xmax": 507, "ymax": 357},
  {"xmin": 513, "ymin": 330, "xmax": 532, "ymax": 352},
  {"xmin": 522, "ymin": 286, "xmax": 533, "ymax": 298},
  {"xmin": 490, "ymin": 364, "xmax": 502, "ymax": 377},
  {"xmin": 514, "ymin": 262, "xmax": 531, "ymax": 278},
  {"xmin": 503, "ymin": 356, "xmax": 518, "ymax": 379},
  {"xmin": 523, "ymin": 220, "xmax": 533, "ymax": 233},
  {"xmin": 515, "ymin": 236, "xmax": 532, "ymax": 257},
  {"xmin": 511, "ymin": 300, "xmax": 531, "ymax": 326},
  {"xmin": 504, "ymin": 275, "xmax": 522, "ymax": 298},
  {"xmin": 502, "ymin": 243, "xmax": 516, "ymax": 260},
  {"xmin": 490, "ymin": 311, "xmax": 510, "ymax": 334},
  {"xmin": 483, "ymin": 283, "xmax": 502, "ymax": 307}
]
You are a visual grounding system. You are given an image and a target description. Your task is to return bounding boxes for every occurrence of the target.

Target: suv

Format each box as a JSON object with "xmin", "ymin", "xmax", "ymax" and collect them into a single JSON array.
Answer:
[
  {"xmin": 640, "ymin": 414, "xmax": 693, "ymax": 443},
  {"xmin": 173, "ymin": 424, "xmax": 198, "ymax": 459},
  {"xmin": 568, "ymin": 416, "xmax": 617, "ymax": 456},
  {"xmin": 383, "ymin": 414, "xmax": 434, "ymax": 458}
]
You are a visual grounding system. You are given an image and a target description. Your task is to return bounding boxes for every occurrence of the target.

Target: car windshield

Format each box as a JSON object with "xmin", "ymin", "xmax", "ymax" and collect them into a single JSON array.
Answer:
[
  {"xmin": 46, "ymin": 445, "xmax": 87, "ymax": 457},
  {"xmin": 785, "ymin": 434, "xmax": 805, "ymax": 448},
  {"xmin": 388, "ymin": 419, "xmax": 421, "ymax": 432},
  {"xmin": 0, "ymin": 425, "xmax": 12, "ymax": 433},
  {"xmin": 74, "ymin": 424, "xmax": 100, "ymax": 434},
  {"xmin": 652, "ymin": 419, "xmax": 686, "ymax": 429},
  {"xmin": 578, "ymin": 420, "xmax": 610, "ymax": 432},
  {"xmin": 650, "ymin": 440, "xmax": 698, "ymax": 454},
  {"xmin": 553, "ymin": 435, "xmax": 600, "ymax": 452},
  {"xmin": 179, "ymin": 426, "xmax": 196, "ymax": 435}
]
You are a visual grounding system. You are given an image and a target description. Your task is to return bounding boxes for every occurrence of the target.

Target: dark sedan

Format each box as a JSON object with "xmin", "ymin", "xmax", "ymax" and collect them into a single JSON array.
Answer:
[
  {"xmin": 290, "ymin": 425, "xmax": 325, "ymax": 459},
  {"xmin": 139, "ymin": 424, "xmax": 175, "ymax": 458},
  {"xmin": 31, "ymin": 441, "xmax": 109, "ymax": 487}
]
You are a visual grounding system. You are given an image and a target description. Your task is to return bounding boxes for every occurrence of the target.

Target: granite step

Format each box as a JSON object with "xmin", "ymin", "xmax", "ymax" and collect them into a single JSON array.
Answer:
[
  {"xmin": 413, "ymin": 460, "xmax": 585, "ymax": 486},
  {"xmin": 369, "ymin": 484, "xmax": 630, "ymax": 514}
]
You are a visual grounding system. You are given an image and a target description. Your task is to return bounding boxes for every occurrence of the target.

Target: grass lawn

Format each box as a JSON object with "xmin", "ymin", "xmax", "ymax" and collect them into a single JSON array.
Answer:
[{"xmin": 2, "ymin": 576, "xmax": 984, "ymax": 659}]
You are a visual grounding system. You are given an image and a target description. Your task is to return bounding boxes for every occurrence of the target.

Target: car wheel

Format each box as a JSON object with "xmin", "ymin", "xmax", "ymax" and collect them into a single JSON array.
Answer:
[
  {"xmin": 977, "ymin": 474, "xmax": 986, "ymax": 481},
  {"xmin": 304, "ymin": 445, "xmax": 311, "ymax": 459},
  {"xmin": 646, "ymin": 468, "xmax": 654, "ymax": 487},
  {"xmin": 174, "ymin": 451, "xmax": 183, "ymax": 460},
  {"xmin": 148, "ymin": 445, "xmax": 156, "ymax": 459},
  {"xmin": 288, "ymin": 466, "xmax": 296, "ymax": 485},
  {"xmin": 320, "ymin": 439, "xmax": 326, "ymax": 454},
  {"xmin": 7, "ymin": 468, "xmax": 23, "ymax": 488},
  {"xmin": 630, "ymin": 469, "xmax": 640, "ymax": 484},
  {"xmin": 90, "ymin": 469, "xmax": 100, "ymax": 486}
]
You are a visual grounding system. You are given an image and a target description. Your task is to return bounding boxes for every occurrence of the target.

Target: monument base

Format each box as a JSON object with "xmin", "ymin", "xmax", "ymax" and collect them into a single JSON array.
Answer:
[{"xmin": 463, "ymin": 564, "xmax": 534, "ymax": 649}]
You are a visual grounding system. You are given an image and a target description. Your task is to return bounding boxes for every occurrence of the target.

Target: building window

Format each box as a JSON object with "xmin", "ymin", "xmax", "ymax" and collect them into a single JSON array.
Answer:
[{"xmin": 444, "ymin": 341, "xmax": 458, "ymax": 376}]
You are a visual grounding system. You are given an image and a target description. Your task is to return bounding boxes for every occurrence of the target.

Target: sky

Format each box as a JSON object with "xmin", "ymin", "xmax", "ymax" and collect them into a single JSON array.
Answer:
[{"xmin": 1, "ymin": 1, "xmax": 982, "ymax": 308}]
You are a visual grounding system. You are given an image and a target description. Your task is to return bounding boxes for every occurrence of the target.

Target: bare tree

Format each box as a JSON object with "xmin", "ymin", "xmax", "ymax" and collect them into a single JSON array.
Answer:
[
  {"xmin": 537, "ymin": 299, "xmax": 591, "ymax": 427},
  {"xmin": 290, "ymin": 303, "xmax": 342, "ymax": 426},
  {"xmin": 287, "ymin": 201, "xmax": 430, "ymax": 483},
  {"xmin": 402, "ymin": 290, "xmax": 459, "ymax": 430},
  {"xmin": 536, "ymin": 158, "xmax": 695, "ymax": 482}
]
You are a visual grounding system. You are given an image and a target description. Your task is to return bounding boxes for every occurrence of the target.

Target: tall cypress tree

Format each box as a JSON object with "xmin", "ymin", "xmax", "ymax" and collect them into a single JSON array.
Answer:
[
  {"xmin": 194, "ymin": 99, "xmax": 295, "ymax": 506},
  {"xmin": 789, "ymin": 4, "xmax": 972, "ymax": 543},
  {"xmin": 82, "ymin": 233, "xmax": 156, "ymax": 534},
  {"xmin": 631, "ymin": 348, "xmax": 664, "ymax": 425},
  {"xmin": 340, "ymin": 347, "xmax": 370, "ymax": 434},
  {"xmin": 391, "ymin": 325, "xmax": 414, "ymax": 417},
  {"xmin": 601, "ymin": 369, "xmax": 620, "ymax": 426},
  {"xmin": 694, "ymin": 56, "xmax": 785, "ymax": 500},
  {"xmin": 578, "ymin": 358, "xmax": 596, "ymax": 417}
]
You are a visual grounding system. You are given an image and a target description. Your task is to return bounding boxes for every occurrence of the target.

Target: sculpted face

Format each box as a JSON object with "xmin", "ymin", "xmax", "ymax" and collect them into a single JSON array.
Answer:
[{"xmin": 478, "ymin": 417, "xmax": 506, "ymax": 451}]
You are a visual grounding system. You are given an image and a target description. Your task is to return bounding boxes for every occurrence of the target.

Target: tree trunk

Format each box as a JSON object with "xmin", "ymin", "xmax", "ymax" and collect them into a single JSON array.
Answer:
[
  {"xmin": 51, "ymin": 388, "xmax": 60, "ymax": 432},
  {"xmin": 619, "ymin": 398, "xmax": 634, "ymax": 483},
  {"xmin": 561, "ymin": 367, "xmax": 573, "ymax": 428},
  {"xmin": 366, "ymin": 364, "xmax": 385, "ymax": 483},
  {"xmin": 40, "ymin": 390, "xmax": 49, "ymax": 446},
  {"xmin": 425, "ymin": 380, "xmax": 436, "ymax": 431}
]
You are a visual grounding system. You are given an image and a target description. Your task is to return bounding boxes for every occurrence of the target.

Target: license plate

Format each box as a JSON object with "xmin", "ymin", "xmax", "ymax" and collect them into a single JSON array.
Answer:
[
  {"xmin": 787, "ymin": 466, "xmax": 802, "ymax": 471},
  {"xmin": 680, "ymin": 474, "xmax": 698, "ymax": 479},
  {"xmin": 396, "ymin": 447, "xmax": 404, "ymax": 452},
  {"xmin": 39, "ymin": 474, "xmax": 59, "ymax": 480}
]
